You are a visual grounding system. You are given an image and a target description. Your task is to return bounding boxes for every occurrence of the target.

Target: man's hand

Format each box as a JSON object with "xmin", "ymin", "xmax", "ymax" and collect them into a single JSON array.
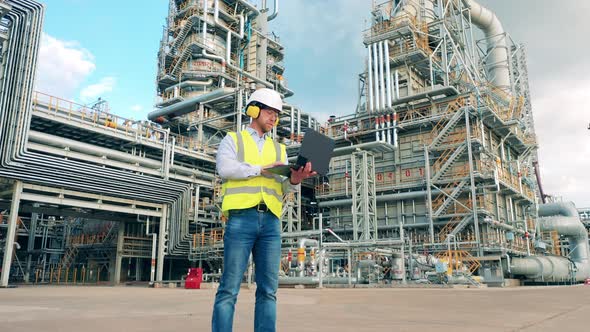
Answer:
[{"xmin": 290, "ymin": 162, "xmax": 317, "ymax": 185}]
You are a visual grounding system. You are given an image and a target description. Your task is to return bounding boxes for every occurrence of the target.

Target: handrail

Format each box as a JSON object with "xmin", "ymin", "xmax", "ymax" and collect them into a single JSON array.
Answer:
[{"xmin": 32, "ymin": 91, "xmax": 212, "ymax": 154}]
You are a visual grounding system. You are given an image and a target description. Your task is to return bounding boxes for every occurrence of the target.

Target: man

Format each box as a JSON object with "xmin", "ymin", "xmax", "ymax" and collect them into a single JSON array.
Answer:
[{"xmin": 212, "ymin": 88, "xmax": 316, "ymax": 332}]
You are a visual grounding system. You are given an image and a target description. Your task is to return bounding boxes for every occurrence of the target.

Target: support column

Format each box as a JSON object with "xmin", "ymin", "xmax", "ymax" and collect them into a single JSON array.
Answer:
[
  {"xmin": 1, "ymin": 181, "xmax": 23, "ymax": 287},
  {"xmin": 25, "ymin": 206, "xmax": 38, "ymax": 283},
  {"xmin": 156, "ymin": 204, "xmax": 168, "ymax": 282},
  {"xmin": 465, "ymin": 109, "xmax": 481, "ymax": 256},
  {"xmin": 114, "ymin": 222, "xmax": 125, "ymax": 284},
  {"xmin": 135, "ymin": 258, "xmax": 142, "ymax": 281},
  {"xmin": 424, "ymin": 146, "xmax": 434, "ymax": 243}
]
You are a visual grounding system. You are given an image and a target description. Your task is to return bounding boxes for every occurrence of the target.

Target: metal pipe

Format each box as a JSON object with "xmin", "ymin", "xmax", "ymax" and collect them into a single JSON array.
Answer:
[
  {"xmin": 163, "ymin": 79, "xmax": 214, "ymax": 93},
  {"xmin": 463, "ymin": 0, "xmax": 511, "ymax": 94},
  {"xmin": 1, "ymin": 181, "xmax": 23, "ymax": 287},
  {"xmin": 385, "ymin": 40, "xmax": 392, "ymax": 109},
  {"xmin": 318, "ymin": 190, "xmax": 441, "ymax": 208},
  {"xmin": 378, "ymin": 41, "xmax": 386, "ymax": 110},
  {"xmin": 367, "ymin": 45, "xmax": 374, "ymax": 113},
  {"xmin": 148, "ymin": 88, "xmax": 235, "ymax": 120},
  {"xmin": 27, "ymin": 131, "xmax": 214, "ymax": 180},
  {"xmin": 372, "ymin": 43, "xmax": 380, "ymax": 110},
  {"xmin": 267, "ymin": 0, "xmax": 279, "ymax": 21},
  {"xmin": 202, "ymin": 0, "xmax": 208, "ymax": 44},
  {"xmin": 511, "ymin": 202, "xmax": 590, "ymax": 281},
  {"xmin": 236, "ymin": 0, "xmax": 260, "ymax": 16}
]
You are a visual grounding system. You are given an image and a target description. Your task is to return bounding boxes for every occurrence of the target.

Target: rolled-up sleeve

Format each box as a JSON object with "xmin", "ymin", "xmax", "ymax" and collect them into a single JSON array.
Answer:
[{"xmin": 216, "ymin": 135, "xmax": 261, "ymax": 180}]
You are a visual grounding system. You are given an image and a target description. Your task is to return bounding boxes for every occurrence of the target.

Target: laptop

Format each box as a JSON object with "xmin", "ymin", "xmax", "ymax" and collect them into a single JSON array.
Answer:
[{"xmin": 265, "ymin": 129, "xmax": 335, "ymax": 177}]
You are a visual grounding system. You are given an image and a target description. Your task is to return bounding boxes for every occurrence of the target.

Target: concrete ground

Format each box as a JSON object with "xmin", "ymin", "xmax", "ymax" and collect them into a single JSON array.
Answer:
[{"xmin": 1, "ymin": 285, "xmax": 589, "ymax": 331}]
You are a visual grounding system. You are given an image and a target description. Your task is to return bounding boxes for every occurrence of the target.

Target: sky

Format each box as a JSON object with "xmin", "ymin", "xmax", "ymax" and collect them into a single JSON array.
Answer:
[{"xmin": 35, "ymin": 0, "xmax": 589, "ymax": 207}]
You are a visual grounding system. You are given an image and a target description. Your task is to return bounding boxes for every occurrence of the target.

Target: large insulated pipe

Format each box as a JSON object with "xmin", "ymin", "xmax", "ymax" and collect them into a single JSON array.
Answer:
[
  {"xmin": 148, "ymin": 88, "xmax": 235, "ymax": 120},
  {"xmin": 378, "ymin": 41, "xmax": 386, "ymax": 109},
  {"xmin": 394, "ymin": 0, "xmax": 434, "ymax": 23},
  {"xmin": 511, "ymin": 202, "xmax": 590, "ymax": 282},
  {"xmin": 384, "ymin": 41, "xmax": 392, "ymax": 109},
  {"xmin": 163, "ymin": 80, "xmax": 214, "ymax": 93},
  {"xmin": 372, "ymin": 43, "xmax": 380, "ymax": 111},
  {"xmin": 318, "ymin": 189, "xmax": 442, "ymax": 208},
  {"xmin": 463, "ymin": 0, "xmax": 511, "ymax": 94}
]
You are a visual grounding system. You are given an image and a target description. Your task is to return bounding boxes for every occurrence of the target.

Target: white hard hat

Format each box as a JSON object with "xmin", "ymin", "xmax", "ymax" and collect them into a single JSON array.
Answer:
[{"xmin": 246, "ymin": 88, "xmax": 282, "ymax": 112}]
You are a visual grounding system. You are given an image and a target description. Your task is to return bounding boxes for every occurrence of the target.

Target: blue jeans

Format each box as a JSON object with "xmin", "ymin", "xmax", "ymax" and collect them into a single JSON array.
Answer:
[{"xmin": 212, "ymin": 208, "xmax": 281, "ymax": 332}]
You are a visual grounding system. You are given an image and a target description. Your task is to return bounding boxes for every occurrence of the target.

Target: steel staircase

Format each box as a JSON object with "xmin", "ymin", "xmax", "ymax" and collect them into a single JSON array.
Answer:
[
  {"xmin": 433, "ymin": 178, "xmax": 469, "ymax": 216},
  {"xmin": 448, "ymin": 215, "xmax": 474, "ymax": 237},
  {"xmin": 431, "ymin": 143, "xmax": 466, "ymax": 182},
  {"xmin": 171, "ymin": 19, "xmax": 195, "ymax": 52},
  {"xmin": 429, "ymin": 108, "xmax": 465, "ymax": 149}
]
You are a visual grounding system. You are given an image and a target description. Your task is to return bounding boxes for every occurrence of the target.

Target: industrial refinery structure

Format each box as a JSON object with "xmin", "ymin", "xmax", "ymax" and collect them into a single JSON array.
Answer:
[{"xmin": 1, "ymin": 0, "xmax": 589, "ymax": 288}]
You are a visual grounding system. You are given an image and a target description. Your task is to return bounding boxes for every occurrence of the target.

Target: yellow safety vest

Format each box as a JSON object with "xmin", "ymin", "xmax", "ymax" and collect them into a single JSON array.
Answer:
[{"xmin": 221, "ymin": 130, "xmax": 286, "ymax": 218}]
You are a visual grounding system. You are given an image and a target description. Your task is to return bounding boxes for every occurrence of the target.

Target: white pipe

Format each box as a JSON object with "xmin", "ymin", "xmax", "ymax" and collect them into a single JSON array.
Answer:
[
  {"xmin": 202, "ymin": 0, "xmax": 208, "ymax": 44},
  {"xmin": 395, "ymin": 70, "xmax": 400, "ymax": 99},
  {"xmin": 297, "ymin": 108, "xmax": 301, "ymax": 138},
  {"xmin": 463, "ymin": 0, "xmax": 511, "ymax": 94},
  {"xmin": 367, "ymin": 45, "xmax": 374, "ymax": 113},
  {"xmin": 385, "ymin": 40, "xmax": 392, "ymax": 109},
  {"xmin": 290, "ymin": 105, "xmax": 294, "ymax": 137},
  {"xmin": 164, "ymin": 79, "xmax": 214, "ymax": 93},
  {"xmin": 213, "ymin": 0, "xmax": 245, "ymax": 39},
  {"xmin": 145, "ymin": 217, "xmax": 157, "ymax": 285},
  {"xmin": 267, "ymin": 0, "xmax": 279, "ymax": 21},
  {"xmin": 378, "ymin": 41, "xmax": 386, "ymax": 110},
  {"xmin": 372, "ymin": 43, "xmax": 380, "ymax": 111},
  {"xmin": 236, "ymin": 0, "xmax": 260, "ymax": 16},
  {"xmin": 226, "ymin": 31, "xmax": 232, "ymax": 65}
]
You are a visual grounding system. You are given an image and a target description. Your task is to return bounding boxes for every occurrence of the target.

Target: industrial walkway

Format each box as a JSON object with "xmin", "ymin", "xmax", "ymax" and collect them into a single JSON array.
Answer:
[{"xmin": 1, "ymin": 285, "xmax": 589, "ymax": 331}]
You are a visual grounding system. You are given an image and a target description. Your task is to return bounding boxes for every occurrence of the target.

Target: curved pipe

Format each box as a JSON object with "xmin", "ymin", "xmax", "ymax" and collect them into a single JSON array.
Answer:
[
  {"xmin": 148, "ymin": 87, "xmax": 235, "ymax": 121},
  {"xmin": 510, "ymin": 202, "xmax": 590, "ymax": 282},
  {"xmin": 236, "ymin": 0, "xmax": 260, "ymax": 16},
  {"xmin": 164, "ymin": 79, "xmax": 214, "ymax": 93},
  {"xmin": 213, "ymin": 0, "xmax": 245, "ymax": 39},
  {"xmin": 463, "ymin": 0, "xmax": 511, "ymax": 94},
  {"xmin": 299, "ymin": 238, "xmax": 318, "ymax": 249},
  {"xmin": 267, "ymin": 0, "xmax": 279, "ymax": 21},
  {"xmin": 538, "ymin": 201, "xmax": 579, "ymax": 218}
]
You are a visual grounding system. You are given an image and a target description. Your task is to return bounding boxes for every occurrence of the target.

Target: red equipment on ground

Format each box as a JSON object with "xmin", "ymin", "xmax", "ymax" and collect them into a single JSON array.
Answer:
[{"xmin": 185, "ymin": 268, "xmax": 203, "ymax": 289}]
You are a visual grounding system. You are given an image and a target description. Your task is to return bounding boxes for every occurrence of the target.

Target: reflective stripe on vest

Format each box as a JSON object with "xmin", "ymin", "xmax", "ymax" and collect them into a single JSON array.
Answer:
[
  {"xmin": 223, "ymin": 186, "xmax": 282, "ymax": 202},
  {"xmin": 221, "ymin": 130, "xmax": 286, "ymax": 218}
]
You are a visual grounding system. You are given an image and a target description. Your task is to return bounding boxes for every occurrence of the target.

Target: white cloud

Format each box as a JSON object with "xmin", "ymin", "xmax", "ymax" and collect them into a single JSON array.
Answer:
[
  {"xmin": 35, "ymin": 33, "xmax": 95, "ymax": 99},
  {"xmin": 533, "ymin": 79, "xmax": 590, "ymax": 207},
  {"xmin": 79, "ymin": 77, "xmax": 116, "ymax": 102},
  {"xmin": 130, "ymin": 104, "xmax": 143, "ymax": 112}
]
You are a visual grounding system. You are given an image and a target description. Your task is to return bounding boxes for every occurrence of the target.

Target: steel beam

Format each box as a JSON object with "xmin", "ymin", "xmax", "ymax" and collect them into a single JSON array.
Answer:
[{"xmin": 1, "ymin": 181, "xmax": 23, "ymax": 287}]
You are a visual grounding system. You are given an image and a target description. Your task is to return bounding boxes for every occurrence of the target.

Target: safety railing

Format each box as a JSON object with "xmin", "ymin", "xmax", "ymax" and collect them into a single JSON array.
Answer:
[
  {"xmin": 36, "ymin": 265, "xmax": 105, "ymax": 285},
  {"xmin": 192, "ymin": 229, "xmax": 224, "ymax": 249},
  {"xmin": 363, "ymin": 14, "xmax": 418, "ymax": 39},
  {"xmin": 32, "ymin": 91, "xmax": 213, "ymax": 155}
]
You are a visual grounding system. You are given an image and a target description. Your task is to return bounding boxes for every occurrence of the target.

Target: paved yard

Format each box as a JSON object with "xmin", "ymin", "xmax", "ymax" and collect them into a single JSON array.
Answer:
[{"xmin": 1, "ymin": 285, "xmax": 589, "ymax": 331}]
